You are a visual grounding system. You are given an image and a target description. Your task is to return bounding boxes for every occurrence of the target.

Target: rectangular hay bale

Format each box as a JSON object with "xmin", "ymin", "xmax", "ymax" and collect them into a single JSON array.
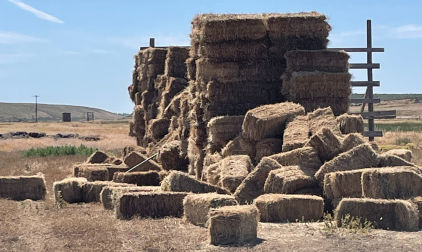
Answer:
[
  {"xmin": 53, "ymin": 177, "xmax": 88, "ymax": 203},
  {"xmin": 113, "ymin": 171, "xmax": 161, "ymax": 186},
  {"xmin": 161, "ymin": 171, "xmax": 228, "ymax": 194},
  {"xmin": 218, "ymin": 155, "xmax": 254, "ymax": 193},
  {"xmin": 282, "ymin": 115, "xmax": 309, "ymax": 152},
  {"xmin": 207, "ymin": 115, "xmax": 245, "ymax": 150},
  {"xmin": 284, "ymin": 50, "xmax": 349, "ymax": 73},
  {"xmin": 100, "ymin": 185, "xmax": 160, "ymax": 210},
  {"xmin": 0, "ymin": 175, "xmax": 46, "ymax": 201},
  {"xmin": 264, "ymin": 165, "xmax": 317, "ymax": 194},
  {"xmin": 73, "ymin": 164, "xmax": 110, "ymax": 181}
]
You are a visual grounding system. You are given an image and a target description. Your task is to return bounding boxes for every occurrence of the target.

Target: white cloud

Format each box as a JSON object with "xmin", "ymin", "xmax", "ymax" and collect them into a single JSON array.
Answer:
[
  {"xmin": 7, "ymin": 0, "xmax": 64, "ymax": 24},
  {"xmin": 394, "ymin": 24, "xmax": 422, "ymax": 38},
  {"xmin": 0, "ymin": 31, "xmax": 47, "ymax": 44},
  {"xmin": 108, "ymin": 35, "xmax": 190, "ymax": 50},
  {"xmin": 0, "ymin": 53, "xmax": 35, "ymax": 64}
]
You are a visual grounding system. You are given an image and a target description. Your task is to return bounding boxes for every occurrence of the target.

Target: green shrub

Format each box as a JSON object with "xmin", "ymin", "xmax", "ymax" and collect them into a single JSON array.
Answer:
[
  {"xmin": 22, "ymin": 144, "xmax": 97, "ymax": 157},
  {"xmin": 395, "ymin": 137, "xmax": 412, "ymax": 146}
]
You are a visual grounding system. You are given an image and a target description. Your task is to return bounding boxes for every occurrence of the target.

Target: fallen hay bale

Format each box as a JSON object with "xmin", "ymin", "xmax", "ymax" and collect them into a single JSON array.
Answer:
[
  {"xmin": 337, "ymin": 113, "xmax": 364, "ymax": 134},
  {"xmin": 411, "ymin": 197, "xmax": 422, "ymax": 229},
  {"xmin": 242, "ymin": 102, "xmax": 305, "ymax": 141},
  {"xmin": 207, "ymin": 115, "xmax": 245, "ymax": 150},
  {"xmin": 362, "ymin": 167, "xmax": 422, "ymax": 199},
  {"xmin": 340, "ymin": 133, "xmax": 366, "ymax": 153},
  {"xmin": 378, "ymin": 153, "xmax": 415, "ymax": 167},
  {"xmin": 268, "ymin": 147, "xmax": 322, "ymax": 171},
  {"xmin": 73, "ymin": 164, "xmax": 110, "ymax": 181},
  {"xmin": 53, "ymin": 177, "xmax": 87, "ymax": 203},
  {"xmin": 183, "ymin": 193, "xmax": 238, "ymax": 227},
  {"xmin": 123, "ymin": 145, "xmax": 147, "ymax": 157},
  {"xmin": 203, "ymin": 162, "xmax": 221, "ymax": 185},
  {"xmin": 159, "ymin": 141, "xmax": 189, "ymax": 171},
  {"xmin": 384, "ymin": 149, "xmax": 412, "ymax": 162},
  {"xmin": 282, "ymin": 115, "xmax": 309, "ymax": 152},
  {"xmin": 307, "ymin": 107, "xmax": 341, "ymax": 136},
  {"xmin": 86, "ymin": 151, "xmax": 109, "ymax": 164},
  {"xmin": 221, "ymin": 133, "xmax": 255, "ymax": 158},
  {"xmin": 123, "ymin": 151, "xmax": 162, "ymax": 171},
  {"xmin": 0, "ymin": 174, "xmax": 46, "ymax": 201},
  {"xmin": 315, "ymin": 143, "xmax": 379, "ymax": 184},
  {"xmin": 100, "ymin": 185, "xmax": 160, "ymax": 210},
  {"xmin": 254, "ymin": 138, "xmax": 283, "ymax": 163},
  {"xmin": 208, "ymin": 205, "xmax": 259, "ymax": 246},
  {"xmin": 113, "ymin": 171, "xmax": 161, "ymax": 186},
  {"xmin": 335, "ymin": 198, "xmax": 419, "ymax": 231},
  {"xmin": 304, "ymin": 127, "xmax": 342, "ymax": 162},
  {"xmin": 254, "ymin": 194, "xmax": 324, "ymax": 222},
  {"xmin": 219, "ymin": 155, "xmax": 254, "ymax": 193},
  {"xmin": 264, "ymin": 166, "xmax": 317, "ymax": 194},
  {"xmin": 161, "ymin": 171, "xmax": 228, "ymax": 194},
  {"xmin": 115, "ymin": 191, "xmax": 189, "ymax": 219},
  {"xmin": 234, "ymin": 157, "xmax": 283, "ymax": 205}
]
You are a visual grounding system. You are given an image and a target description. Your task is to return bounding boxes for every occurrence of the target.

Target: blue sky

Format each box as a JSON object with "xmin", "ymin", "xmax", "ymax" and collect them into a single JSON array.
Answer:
[{"xmin": 0, "ymin": 0, "xmax": 421, "ymax": 113}]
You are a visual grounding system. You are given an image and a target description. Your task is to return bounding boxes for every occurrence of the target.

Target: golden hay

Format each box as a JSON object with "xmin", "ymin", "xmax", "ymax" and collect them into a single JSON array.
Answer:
[
  {"xmin": 268, "ymin": 147, "xmax": 322, "ymax": 171},
  {"xmin": 383, "ymin": 149, "xmax": 413, "ymax": 162},
  {"xmin": 377, "ymin": 154, "xmax": 415, "ymax": 167},
  {"xmin": 164, "ymin": 47, "xmax": 189, "ymax": 78},
  {"xmin": 0, "ymin": 174, "xmax": 46, "ymax": 201},
  {"xmin": 218, "ymin": 155, "xmax": 254, "ymax": 193},
  {"xmin": 207, "ymin": 115, "xmax": 245, "ymax": 150},
  {"xmin": 159, "ymin": 140, "xmax": 189, "ymax": 171},
  {"xmin": 203, "ymin": 162, "xmax": 221, "ymax": 185},
  {"xmin": 242, "ymin": 102, "xmax": 305, "ymax": 141},
  {"xmin": 314, "ymin": 143, "xmax": 379, "ymax": 184},
  {"xmin": 147, "ymin": 118, "xmax": 170, "ymax": 140},
  {"xmin": 234, "ymin": 157, "xmax": 282, "ymax": 205},
  {"xmin": 115, "ymin": 191, "xmax": 189, "ymax": 220},
  {"xmin": 337, "ymin": 114, "xmax": 364, "ymax": 134},
  {"xmin": 203, "ymin": 150, "xmax": 223, "ymax": 169},
  {"xmin": 304, "ymin": 127, "xmax": 342, "ymax": 162},
  {"xmin": 208, "ymin": 205, "xmax": 259, "ymax": 246},
  {"xmin": 254, "ymin": 194, "xmax": 324, "ymax": 222},
  {"xmin": 411, "ymin": 197, "xmax": 422, "ymax": 229},
  {"xmin": 198, "ymin": 41, "xmax": 268, "ymax": 62},
  {"xmin": 86, "ymin": 151, "xmax": 109, "ymax": 164},
  {"xmin": 362, "ymin": 167, "xmax": 422, "ymax": 199},
  {"xmin": 295, "ymin": 98, "xmax": 350, "ymax": 117},
  {"xmin": 53, "ymin": 177, "xmax": 87, "ymax": 203},
  {"xmin": 282, "ymin": 115, "xmax": 309, "ymax": 152},
  {"xmin": 340, "ymin": 133, "xmax": 367, "ymax": 153},
  {"xmin": 123, "ymin": 151, "xmax": 162, "ymax": 171},
  {"xmin": 161, "ymin": 171, "xmax": 228, "ymax": 194},
  {"xmin": 307, "ymin": 107, "xmax": 342, "ymax": 136},
  {"xmin": 183, "ymin": 193, "xmax": 238, "ymax": 227},
  {"xmin": 221, "ymin": 133, "xmax": 255, "ymax": 158},
  {"xmin": 100, "ymin": 185, "xmax": 160, "ymax": 210},
  {"xmin": 254, "ymin": 138, "xmax": 283, "ymax": 163},
  {"xmin": 335, "ymin": 198, "xmax": 419, "ymax": 231},
  {"xmin": 123, "ymin": 145, "xmax": 147, "ymax": 157},
  {"xmin": 82, "ymin": 181, "xmax": 130, "ymax": 203},
  {"xmin": 73, "ymin": 164, "xmax": 110, "ymax": 181},
  {"xmin": 112, "ymin": 171, "xmax": 161, "ymax": 186},
  {"xmin": 284, "ymin": 50, "xmax": 349, "ymax": 73},
  {"xmin": 264, "ymin": 166, "xmax": 317, "ymax": 194}
]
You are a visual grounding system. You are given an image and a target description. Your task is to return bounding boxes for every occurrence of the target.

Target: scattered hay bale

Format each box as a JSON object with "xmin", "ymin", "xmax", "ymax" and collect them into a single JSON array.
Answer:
[
  {"xmin": 219, "ymin": 155, "xmax": 254, "ymax": 193},
  {"xmin": 106, "ymin": 166, "xmax": 129, "ymax": 181},
  {"xmin": 254, "ymin": 194, "xmax": 324, "ymax": 222},
  {"xmin": 100, "ymin": 185, "xmax": 160, "ymax": 210},
  {"xmin": 234, "ymin": 157, "xmax": 283, "ymax": 204},
  {"xmin": 113, "ymin": 171, "xmax": 161, "ymax": 186},
  {"xmin": 123, "ymin": 145, "xmax": 147, "ymax": 157},
  {"xmin": 221, "ymin": 133, "xmax": 255, "ymax": 158},
  {"xmin": 86, "ymin": 151, "xmax": 109, "ymax": 164},
  {"xmin": 82, "ymin": 181, "xmax": 126, "ymax": 203},
  {"xmin": 411, "ymin": 197, "xmax": 422, "ymax": 229},
  {"xmin": 315, "ymin": 143, "xmax": 379, "ymax": 184},
  {"xmin": 123, "ymin": 151, "xmax": 162, "ymax": 171},
  {"xmin": 242, "ymin": 102, "xmax": 305, "ymax": 141},
  {"xmin": 304, "ymin": 127, "xmax": 342, "ymax": 162},
  {"xmin": 384, "ymin": 149, "xmax": 412, "ymax": 162},
  {"xmin": 208, "ymin": 205, "xmax": 259, "ymax": 246},
  {"xmin": 282, "ymin": 115, "xmax": 309, "ymax": 152},
  {"xmin": 255, "ymin": 138, "xmax": 283, "ymax": 163},
  {"xmin": 264, "ymin": 166, "xmax": 317, "ymax": 194},
  {"xmin": 73, "ymin": 164, "xmax": 110, "ymax": 181},
  {"xmin": 203, "ymin": 163, "xmax": 221, "ymax": 185},
  {"xmin": 337, "ymin": 114, "xmax": 364, "ymax": 134},
  {"xmin": 335, "ymin": 198, "xmax": 419, "ymax": 231},
  {"xmin": 207, "ymin": 115, "xmax": 244, "ymax": 150},
  {"xmin": 378, "ymin": 153, "xmax": 415, "ymax": 167},
  {"xmin": 161, "ymin": 171, "xmax": 228, "ymax": 194},
  {"xmin": 340, "ymin": 133, "xmax": 366, "ymax": 153},
  {"xmin": 362, "ymin": 167, "xmax": 422, "ymax": 199},
  {"xmin": 284, "ymin": 50, "xmax": 349, "ymax": 73},
  {"xmin": 203, "ymin": 151, "xmax": 222, "ymax": 169},
  {"xmin": 268, "ymin": 147, "xmax": 322, "ymax": 171},
  {"xmin": 183, "ymin": 193, "xmax": 238, "ymax": 227},
  {"xmin": 159, "ymin": 140, "xmax": 188, "ymax": 171},
  {"xmin": 148, "ymin": 118, "xmax": 171, "ymax": 140},
  {"xmin": 115, "ymin": 191, "xmax": 189, "ymax": 219},
  {"xmin": 53, "ymin": 177, "xmax": 87, "ymax": 203},
  {"xmin": 0, "ymin": 174, "xmax": 46, "ymax": 201},
  {"xmin": 307, "ymin": 107, "xmax": 341, "ymax": 136}
]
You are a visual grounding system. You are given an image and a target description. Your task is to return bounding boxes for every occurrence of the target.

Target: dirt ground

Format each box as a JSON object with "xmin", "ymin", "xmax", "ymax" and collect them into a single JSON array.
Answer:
[{"xmin": 1, "ymin": 121, "xmax": 422, "ymax": 251}]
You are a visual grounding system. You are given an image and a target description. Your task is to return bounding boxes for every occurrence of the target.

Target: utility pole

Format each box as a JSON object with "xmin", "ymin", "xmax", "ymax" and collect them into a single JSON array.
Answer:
[{"xmin": 34, "ymin": 95, "xmax": 39, "ymax": 122}]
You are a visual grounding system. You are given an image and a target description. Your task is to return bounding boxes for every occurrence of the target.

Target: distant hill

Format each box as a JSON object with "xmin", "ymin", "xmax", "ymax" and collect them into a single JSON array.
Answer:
[
  {"xmin": 350, "ymin": 93, "xmax": 422, "ymax": 101},
  {"xmin": 0, "ymin": 103, "xmax": 124, "ymax": 122}
]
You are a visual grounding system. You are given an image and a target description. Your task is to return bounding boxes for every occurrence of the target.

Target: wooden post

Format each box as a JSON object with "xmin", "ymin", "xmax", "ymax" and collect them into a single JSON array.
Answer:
[
  {"xmin": 367, "ymin": 20, "xmax": 375, "ymax": 141},
  {"xmin": 150, "ymin": 38, "xmax": 155, "ymax": 48}
]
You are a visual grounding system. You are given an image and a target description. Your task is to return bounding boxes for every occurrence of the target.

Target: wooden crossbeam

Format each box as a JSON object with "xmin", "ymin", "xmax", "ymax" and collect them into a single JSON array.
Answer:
[
  {"xmin": 328, "ymin": 48, "xmax": 384, "ymax": 53},
  {"xmin": 363, "ymin": 131, "xmax": 383, "ymax": 137},
  {"xmin": 351, "ymin": 81, "xmax": 380, "ymax": 87},
  {"xmin": 350, "ymin": 98, "xmax": 381, "ymax": 104},
  {"xmin": 350, "ymin": 63, "xmax": 380, "ymax": 69}
]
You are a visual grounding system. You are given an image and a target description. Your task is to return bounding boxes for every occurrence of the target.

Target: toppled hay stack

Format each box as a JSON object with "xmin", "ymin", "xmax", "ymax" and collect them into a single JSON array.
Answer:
[
  {"xmin": 161, "ymin": 171, "xmax": 228, "ymax": 194},
  {"xmin": 384, "ymin": 149, "xmax": 413, "ymax": 162},
  {"xmin": 207, "ymin": 115, "xmax": 244, "ymax": 150},
  {"xmin": 113, "ymin": 171, "xmax": 161, "ymax": 186},
  {"xmin": 307, "ymin": 107, "xmax": 342, "ymax": 136},
  {"xmin": 100, "ymin": 185, "xmax": 160, "ymax": 210},
  {"xmin": 254, "ymin": 194, "xmax": 324, "ymax": 222},
  {"xmin": 208, "ymin": 205, "xmax": 259, "ymax": 246},
  {"xmin": 115, "ymin": 191, "xmax": 189, "ymax": 219},
  {"xmin": 304, "ymin": 127, "xmax": 342, "ymax": 162},
  {"xmin": 217, "ymin": 155, "xmax": 254, "ymax": 193},
  {"xmin": 123, "ymin": 151, "xmax": 162, "ymax": 171},
  {"xmin": 0, "ymin": 174, "xmax": 46, "ymax": 201},
  {"xmin": 378, "ymin": 153, "xmax": 415, "ymax": 167},
  {"xmin": 335, "ymin": 198, "xmax": 419, "ymax": 231},
  {"xmin": 282, "ymin": 115, "xmax": 309, "ymax": 152},
  {"xmin": 183, "ymin": 193, "xmax": 238, "ymax": 226},
  {"xmin": 264, "ymin": 165, "xmax": 317, "ymax": 194}
]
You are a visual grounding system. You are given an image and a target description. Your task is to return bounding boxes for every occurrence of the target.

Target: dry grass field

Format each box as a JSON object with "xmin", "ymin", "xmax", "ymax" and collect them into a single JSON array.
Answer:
[{"xmin": 1, "ymin": 120, "xmax": 422, "ymax": 251}]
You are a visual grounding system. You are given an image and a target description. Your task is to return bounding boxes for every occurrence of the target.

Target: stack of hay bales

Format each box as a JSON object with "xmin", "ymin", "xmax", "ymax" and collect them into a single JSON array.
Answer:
[
  {"xmin": 100, "ymin": 185, "xmax": 161, "ymax": 210},
  {"xmin": 282, "ymin": 50, "xmax": 351, "ymax": 115},
  {"xmin": 186, "ymin": 12, "xmax": 331, "ymax": 179}
]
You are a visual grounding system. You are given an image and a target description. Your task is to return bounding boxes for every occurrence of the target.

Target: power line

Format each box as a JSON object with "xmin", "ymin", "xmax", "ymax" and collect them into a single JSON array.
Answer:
[{"xmin": 33, "ymin": 95, "xmax": 40, "ymax": 122}]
